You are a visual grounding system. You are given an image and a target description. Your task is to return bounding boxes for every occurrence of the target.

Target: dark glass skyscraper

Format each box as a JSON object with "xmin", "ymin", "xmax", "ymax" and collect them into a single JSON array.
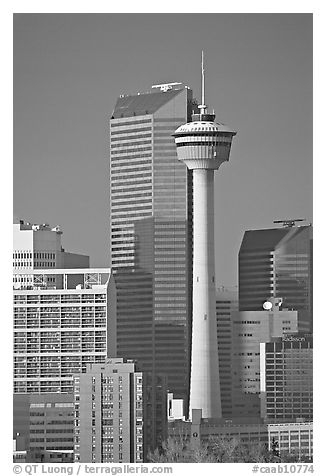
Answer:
[
  {"xmin": 109, "ymin": 84, "xmax": 196, "ymax": 406},
  {"xmin": 238, "ymin": 225, "xmax": 313, "ymax": 327}
]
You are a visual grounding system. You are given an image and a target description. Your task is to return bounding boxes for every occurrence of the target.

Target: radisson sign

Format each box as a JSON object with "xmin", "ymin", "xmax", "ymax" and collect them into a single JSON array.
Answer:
[{"xmin": 282, "ymin": 335, "xmax": 307, "ymax": 342}]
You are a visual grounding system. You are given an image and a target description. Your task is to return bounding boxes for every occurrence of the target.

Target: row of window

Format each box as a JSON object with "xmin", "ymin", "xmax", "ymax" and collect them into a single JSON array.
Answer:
[
  {"xmin": 111, "ymin": 166, "xmax": 152, "ymax": 176},
  {"xmin": 14, "ymin": 294, "xmax": 106, "ymax": 303},
  {"xmin": 14, "ymin": 252, "xmax": 56, "ymax": 259},
  {"xmin": 110, "ymin": 118, "xmax": 152, "ymax": 128},
  {"xmin": 111, "ymin": 153, "xmax": 152, "ymax": 163},
  {"xmin": 111, "ymin": 132, "xmax": 152, "ymax": 142},
  {"xmin": 14, "ymin": 262, "xmax": 56, "ymax": 268},
  {"xmin": 111, "ymin": 160, "xmax": 152, "ymax": 171},
  {"xmin": 111, "ymin": 146, "xmax": 152, "ymax": 156},
  {"xmin": 111, "ymin": 172, "xmax": 152, "ymax": 182},
  {"xmin": 111, "ymin": 139, "xmax": 152, "ymax": 149}
]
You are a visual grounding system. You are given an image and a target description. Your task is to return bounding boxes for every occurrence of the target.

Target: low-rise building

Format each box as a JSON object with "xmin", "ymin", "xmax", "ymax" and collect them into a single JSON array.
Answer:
[
  {"xmin": 13, "ymin": 393, "xmax": 75, "ymax": 462},
  {"xmin": 168, "ymin": 410, "xmax": 313, "ymax": 460}
]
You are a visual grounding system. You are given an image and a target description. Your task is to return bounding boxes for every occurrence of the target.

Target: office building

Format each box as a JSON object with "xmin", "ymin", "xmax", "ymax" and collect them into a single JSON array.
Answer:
[
  {"xmin": 74, "ymin": 358, "xmax": 167, "ymax": 463},
  {"xmin": 260, "ymin": 334, "xmax": 313, "ymax": 422},
  {"xmin": 109, "ymin": 82, "xmax": 197, "ymax": 404},
  {"xmin": 231, "ymin": 301, "xmax": 301, "ymax": 418},
  {"xmin": 216, "ymin": 287, "xmax": 238, "ymax": 418},
  {"xmin": 13, "ymin": 393, "xmax": 74, "ymax": 462},
  {"xmin": 238, "ymin": 224, "xmax": 313, "ymax": 328},
  {"xmin": 13, "ymin": 218, "xmax": 89, "ymax": 289},
  {"xmin": 13, "ymin": 268, "xmax": 116, "ymax": 394},
  {"xmin": 173, "ymin": 55, "xmax": 237, "ymax": 418}
]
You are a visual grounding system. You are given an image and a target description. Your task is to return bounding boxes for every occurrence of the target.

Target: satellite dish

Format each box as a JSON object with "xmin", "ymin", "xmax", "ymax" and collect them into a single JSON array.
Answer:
[{"xmin": 263, "ymin": 301, "xmax": 273, "ymax": 311}]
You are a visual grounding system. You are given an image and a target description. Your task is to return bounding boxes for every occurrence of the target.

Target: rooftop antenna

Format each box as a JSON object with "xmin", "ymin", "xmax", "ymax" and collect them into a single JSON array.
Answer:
[
  {"xmin": 199, "ymin": 51, "xmax": 207, "ymax": 115},
  {"xmin": 273, "ymin": 219, "xmax": 306, "ymax": 228}
]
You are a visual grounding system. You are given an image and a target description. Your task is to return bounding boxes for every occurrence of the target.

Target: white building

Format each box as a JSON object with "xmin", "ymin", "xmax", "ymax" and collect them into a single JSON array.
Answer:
[
  {"xmin": 13, "ymin": 268, "xmax": 116, "ymax": 394},
  {"xmin": 267, "ymin": 421, "xmax": 313, "ymax": 460},
  {"xmin": 167, "ymin": 392, "xmax": 185, "ymax": 421},
  {"xmin": 231, "ymin": 299, "xmax": 302, "ymax": 418},
  {"xmin": 13, "ymin": 218, "xmax": 89, "ymax": 289}
]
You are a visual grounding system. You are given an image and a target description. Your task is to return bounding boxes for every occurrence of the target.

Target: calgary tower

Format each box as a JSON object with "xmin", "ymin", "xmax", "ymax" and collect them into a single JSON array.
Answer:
[{"xmin": 173, "ymin": 53, "xmax": 237, "ymax": 419}]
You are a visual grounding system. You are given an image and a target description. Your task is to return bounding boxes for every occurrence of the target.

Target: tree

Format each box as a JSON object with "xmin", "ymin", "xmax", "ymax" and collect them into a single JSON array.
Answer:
[
  {"xmin": 148, "ymin": 435, "xmax": 307, "ymax": 463},
  {"xmin": 148, "ymin": 437, "xmax": 191, "ymax": 463}
]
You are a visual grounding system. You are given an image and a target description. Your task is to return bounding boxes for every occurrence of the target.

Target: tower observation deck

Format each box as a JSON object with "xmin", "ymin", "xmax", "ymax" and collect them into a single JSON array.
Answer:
[{"xmin": 173, "ymin": 53, "xmax": 237, "ymax": 419}]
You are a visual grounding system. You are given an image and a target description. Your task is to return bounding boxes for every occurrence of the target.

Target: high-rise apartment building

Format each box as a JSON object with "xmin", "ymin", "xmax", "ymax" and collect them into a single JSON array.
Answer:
[
  {"xmin": 74, "ymin": 358, "xmax": 167, "ymax": 463},
  {"xmin": 260, "ymin": 334, "xmax": 313, "ymax": 422},
  {"xmin": 216, "ymin": 287, "xmax": 238, "ymax": 418},
  {"xmin": 109, "ymin": 83, "xmax": 196, "ymax": 404},
  {"xmin": 231, "ymin": 303, "xmax": 302, "ymax": 418},
  {"xmin": 13, "ymin": 269, "xmax": 116, "ymax": 394},
  {"xmin": 13, "ymin": 218, "xmax": 89, "ymax": 289},
  {"xmin": 238, "ymin": 225, "xmax": 313, "ymax": 327}
]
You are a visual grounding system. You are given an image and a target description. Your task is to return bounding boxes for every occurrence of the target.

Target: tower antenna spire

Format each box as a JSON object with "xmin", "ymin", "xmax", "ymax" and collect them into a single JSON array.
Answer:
[{"xmin": 200, "ymin": 51, "xmax": 207, "ymax": 115}]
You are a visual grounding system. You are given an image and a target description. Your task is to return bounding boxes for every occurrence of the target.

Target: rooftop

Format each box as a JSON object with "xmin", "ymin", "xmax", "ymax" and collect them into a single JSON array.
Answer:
[
  {"xmin": 14, "ymin": 218, "xmax": 62, "ymax": 234},
  {"xmin": 13, "ymin": 268, "xmax": 111, "ymax": 277},
  {"xmin": 240, "ymin": 225, "xmax": 312, "ymax": 252},
  {"xmin": 111, "ymin": 87, "xmax": 185, "ymax": 119}
]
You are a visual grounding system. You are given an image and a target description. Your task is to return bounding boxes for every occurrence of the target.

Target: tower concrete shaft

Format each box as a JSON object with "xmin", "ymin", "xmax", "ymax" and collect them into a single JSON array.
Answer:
[{"xmin": 190, "ymin": 168, "xmax": 221, "ymax": 418}]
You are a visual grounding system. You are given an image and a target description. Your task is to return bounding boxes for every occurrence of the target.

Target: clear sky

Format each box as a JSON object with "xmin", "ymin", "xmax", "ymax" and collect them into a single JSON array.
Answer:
[{"xmin": 13, "ymin": 13, "xmax": 312, "ymax": 287}]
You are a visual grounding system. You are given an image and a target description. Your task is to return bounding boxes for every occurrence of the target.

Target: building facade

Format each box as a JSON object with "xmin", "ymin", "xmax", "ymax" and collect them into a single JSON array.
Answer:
[
  {"xmin": 13, "ymin": 393, "xmax": 74, "ymax": 462},
  {"xmin": 238, "ymin": 225, "xmax": 313, "ymax": 329},
  {"xmin": 74, "ymin": 358, "xmax": 167, "ymax": 463},
  {"xmin": 216, "ymin": 287, "xmax": 238, "ymax": 418},
  {"xmin": 267, "ymin": 421, "xmax": 313, "ymax": 461},
  {"xmin": 260, "ymin": 334, "xmax": 313, "ymax": 422},
  {"xmin": 109, "ymin": 83, "xmax": 197, "ymax": 405},
  {"xmin": 231, "ymin": 304, "xmax": 301, "ymax": 418},
  {"xmin": 13, "ymin": 218, "xmax": 89, "ymax": 289},
  {"xmin": 13, "ymin": 269, "xmax": 116, "ymax": 394}
]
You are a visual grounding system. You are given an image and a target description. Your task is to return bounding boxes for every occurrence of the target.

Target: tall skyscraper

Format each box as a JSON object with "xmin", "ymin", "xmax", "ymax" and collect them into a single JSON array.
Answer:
[
  {"xmin": 74, "ymin": 358, "xmax": 167, "ymax": 463},
  {"xmin": 173, "ymin": 54, "xmax": 236, "ymax": 419},
  {"xmin": 13, "ymin": 268, "xmax": 116, "ymax": 394},
  {"xmin": 238, "ymin": 224, "xmax": 313, "ymax": 327},
  {"xmin": 109, "ymin": 83, "xmax": 196, "ymax": 405}
]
